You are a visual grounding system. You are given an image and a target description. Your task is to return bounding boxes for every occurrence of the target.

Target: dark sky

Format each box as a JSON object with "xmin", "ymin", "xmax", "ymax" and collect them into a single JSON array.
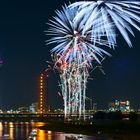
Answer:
[{"xmin": 0, "ymin": 0, "xmax": 140, "ymax": 110}]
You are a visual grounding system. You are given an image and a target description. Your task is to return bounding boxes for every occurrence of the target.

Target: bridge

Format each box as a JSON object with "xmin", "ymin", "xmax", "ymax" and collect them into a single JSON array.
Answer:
[
  {"xmin": 0, "ymin": 112, "xmax": 95, "ymax": 122},
  {"xmin": 0, "ymin": 113, "xmax": 64, "ymax": 121},
  {"xmin": 0, "ymin": 112, "xmax": 135, "ymax": 122}
]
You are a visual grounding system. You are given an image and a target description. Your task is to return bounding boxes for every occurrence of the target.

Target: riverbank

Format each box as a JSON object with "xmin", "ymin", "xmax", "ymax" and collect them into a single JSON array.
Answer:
[{"xmin": 38, "ymin": 121, "xmax": 140, "ymax": 140}]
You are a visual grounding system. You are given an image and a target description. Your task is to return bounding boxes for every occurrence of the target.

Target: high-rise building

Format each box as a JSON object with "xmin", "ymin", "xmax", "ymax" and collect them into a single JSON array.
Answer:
[
  {"xmin": 119, "ymin": 100, "xmax": 130, "ymax": 112},
  {"xmin": 29, "ymin": 102, "xmax": 38, "ymax": 113},
  {"xmin": 108, "ymin": 102, "xmax": 116, "ymax": 112},
  {"xmin": 93, "ymin": 103, "xmax": 97, "ymax": 112},
  {"xmin": 108, "ymin": 100, "xmax": 130, "ymax": 112}
]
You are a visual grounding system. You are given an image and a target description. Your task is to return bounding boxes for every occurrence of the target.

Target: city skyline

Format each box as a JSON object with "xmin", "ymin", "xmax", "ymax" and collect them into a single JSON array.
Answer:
[{"xmin": 0, "ymin": 0, "xmax": 140, "ymax": 110}]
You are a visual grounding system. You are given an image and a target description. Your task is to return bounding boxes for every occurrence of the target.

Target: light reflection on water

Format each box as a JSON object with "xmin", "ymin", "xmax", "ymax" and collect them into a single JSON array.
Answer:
[{"xmin": 0, "ymin": 121, "xmax": 111, "ymax": 140}]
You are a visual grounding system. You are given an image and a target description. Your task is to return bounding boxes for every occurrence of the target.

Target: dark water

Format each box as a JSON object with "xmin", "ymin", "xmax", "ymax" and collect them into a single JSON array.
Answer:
[{"xmin": 0, "ymin": 121, "xmax": 112, "ymax": 140}]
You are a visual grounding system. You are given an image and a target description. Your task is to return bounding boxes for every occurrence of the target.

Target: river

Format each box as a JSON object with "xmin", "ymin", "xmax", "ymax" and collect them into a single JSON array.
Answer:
[{"xmin": 0, "ymin": 121, "xmax": 113, "ymax": 140}]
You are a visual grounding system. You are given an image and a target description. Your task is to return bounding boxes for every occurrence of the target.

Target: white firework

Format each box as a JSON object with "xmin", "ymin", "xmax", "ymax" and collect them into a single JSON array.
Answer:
[
  {"xmin": 69, "ymin": 0, "xmax": 140, "ymax": 47},
  {"xmin": 46, "ymin": 5, "xmax": 115, "ymax": 65}
]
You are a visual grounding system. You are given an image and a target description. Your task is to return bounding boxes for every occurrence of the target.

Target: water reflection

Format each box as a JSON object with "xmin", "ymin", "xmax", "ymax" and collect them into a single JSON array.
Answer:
[
  {"xmin": 37, "ymin": 129, "xmax": 46, "ymax": 140},
  {"xmin": 0, "ymin": 122, "xmax": 53, "ymax": 140},
  {"xmin": 0, "ymin": 121, "xmax": 139, "ymax": 140},
  {"xmin": 48, "ymin": 131, "xmax": 52, "ymax": 140},
  {"xmin": 9, "ymin": 122, "xmax": 14, "ymax": 139},
  {"xmin": 0, "ymin": 122, "xmax": 2, "ymax": 137}
]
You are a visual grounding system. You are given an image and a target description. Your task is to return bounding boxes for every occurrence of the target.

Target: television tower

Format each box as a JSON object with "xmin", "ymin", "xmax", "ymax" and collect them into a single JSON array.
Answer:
[{"xmin": 39, "ymin": 73, "xmax": 45, "ymax": 114}]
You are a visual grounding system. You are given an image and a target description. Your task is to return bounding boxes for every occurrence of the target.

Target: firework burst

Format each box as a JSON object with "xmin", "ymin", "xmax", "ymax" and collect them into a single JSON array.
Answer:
[
  {"xmin": 46, "ymin": 5, "xmax": 115, "ymax": 65},
  {"xmin": 46, "ymin": 1, "xmax": 140, "ymax": 120},
  {"xmin": 69, "ymin": 0, "xmax": 140, "ymax": 47}
]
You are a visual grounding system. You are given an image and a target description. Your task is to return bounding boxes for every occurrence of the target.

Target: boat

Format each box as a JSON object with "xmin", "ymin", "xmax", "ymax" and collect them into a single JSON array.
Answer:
[
  {"xmin": 2, "ymin": 134, "xmax": 10, "ymax": 139},
  {"xmin": 29, "ymin": 129, "xmax": 37, "ymax": 139},
  {"xmin": 3, "ymin": 134, "xmax": 10, "ymax": 137},
  {"xmin": 65, "ymin": 135, "xmax": 78, "ymax": 140},
  {"xmin": 30, "ymin": 129, "xmax": 37, "ymax": 136},
  {"xmin": 77, "ymin": 134, "xmax": 83, "ymax": 138}
]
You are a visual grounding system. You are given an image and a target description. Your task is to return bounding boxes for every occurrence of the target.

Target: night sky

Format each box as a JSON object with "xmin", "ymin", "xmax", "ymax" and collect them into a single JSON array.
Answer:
[{"xmin": 0, "ymin": 0, "xmax": 140, "ymax": 110}]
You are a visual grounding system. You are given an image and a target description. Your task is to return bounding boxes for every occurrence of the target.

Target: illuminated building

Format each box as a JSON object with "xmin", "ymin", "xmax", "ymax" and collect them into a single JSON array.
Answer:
[
  {"xmin": 18, "ymin": 107, "xmax": 29, "ymax": 113},
  {"xmin": 108, "ymin": 102, "xmax": 116, "ymax": 112},
  {"xmin": 108, "ymin": 100, "xmax": 131, "ymax": 112},
  {"xmin": 29, "ymin": 103, "xmax": 38, "ymax": 113},
  {"xmin": 93, "ymin": 103, "xmax": 97, "ymax": 112},
  {"xmin": 120, "ymin": 100, "xmax": 130, "ymax": 112}
]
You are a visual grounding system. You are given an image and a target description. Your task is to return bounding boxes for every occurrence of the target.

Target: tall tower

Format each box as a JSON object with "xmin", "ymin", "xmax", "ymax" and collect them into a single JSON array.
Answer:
[{"xmin": 39, "ymin": 73, "xmax": 45, "ymax": 114}]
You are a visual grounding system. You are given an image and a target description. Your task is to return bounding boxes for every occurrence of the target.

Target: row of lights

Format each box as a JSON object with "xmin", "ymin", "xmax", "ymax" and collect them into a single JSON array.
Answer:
[{"xmin": 40, "ymin": 73, "xmax": 44, "ymax": 114}]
